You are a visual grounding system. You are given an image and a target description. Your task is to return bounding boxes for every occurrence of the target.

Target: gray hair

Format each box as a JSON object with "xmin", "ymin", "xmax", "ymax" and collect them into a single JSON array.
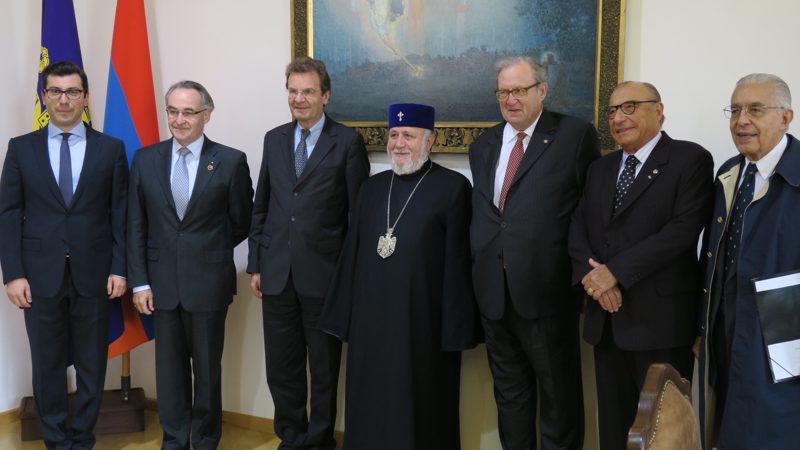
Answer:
[
  {"xmin": 165, "ymin": 80, "xmax": 215, "ymax": 111},
  {"xmin": 495, "ymin": 56, "xmax": 547, "ymax": 85},
  {"xmin": 736, "ymin": 73, "xmax": 792, "ymax": 108}
]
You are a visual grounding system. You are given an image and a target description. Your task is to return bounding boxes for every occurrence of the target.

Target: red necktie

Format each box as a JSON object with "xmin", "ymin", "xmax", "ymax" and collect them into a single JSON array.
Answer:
[{"xmin": 499, "ymin": 132, "xmax": 526, "ymax": 212}]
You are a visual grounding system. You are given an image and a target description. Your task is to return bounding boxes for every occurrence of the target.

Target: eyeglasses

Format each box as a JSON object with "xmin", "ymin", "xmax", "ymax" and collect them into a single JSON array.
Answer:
[
  {"xmin": 287, "ymin": 88, "xmax": 319, "ymax": 99},
  {"xmin": 723, "ymin": 104, "xmax": 785, "ymax": 119},
  {"xmin": 606, "ymin": 100, "xmax": 659, "ymax": 119},
  {"xmin": 166, "ymin": 108, "xmax": 207, "ymax": 119},
  {"xmin": 43, "ymin": 88, "xmax": 85, "ymax": 100},
  {"xmin": 495, "ymin": 82, "xmax": 542, "ymax": 101}
]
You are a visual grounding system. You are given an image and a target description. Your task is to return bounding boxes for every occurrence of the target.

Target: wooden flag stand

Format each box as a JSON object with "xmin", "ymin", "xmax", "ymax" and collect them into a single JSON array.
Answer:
[{"xmin": 19, "ymin": 352, "xmax": 146, "ymax": 441}]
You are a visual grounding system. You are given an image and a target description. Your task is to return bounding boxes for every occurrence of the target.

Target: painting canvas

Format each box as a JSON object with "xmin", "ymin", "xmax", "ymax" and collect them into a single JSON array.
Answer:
[{"xmin": 311, "ymin": 0, "xmax": 598, "ymax": 124}]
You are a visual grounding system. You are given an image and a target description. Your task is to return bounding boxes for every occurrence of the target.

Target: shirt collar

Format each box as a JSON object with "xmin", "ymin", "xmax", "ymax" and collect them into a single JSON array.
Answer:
[
  {"xmin": 502, "ymin": 114, "xmax": 540, "ymax": 145},
  {"xmin": 623, "ymin": 131, "xmax": 662, "ymax": 165},
  {"xmin": 172, "ymin": 135, "xmax": 205, "ymax": 158},
  {"xmin": 747, "ymin": 134, "xmax": 787, "ymax": 179},
  {"xmin": 296, "ymin": 114, "xmax": 326, "ymax": 135},
  {"xmin": 48, "ymin": 121, "xmax": 86, "ymax": 139}
]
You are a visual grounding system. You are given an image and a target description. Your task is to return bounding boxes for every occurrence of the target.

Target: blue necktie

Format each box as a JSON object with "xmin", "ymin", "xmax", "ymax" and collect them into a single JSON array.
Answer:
[
  {"xmin": 295, "ymin": 128, "xmax": 310, "ymax": 178},
  {"xmin": 723, "ymin": 163, "xmax": 758, "ymax": 277},
  {"xmin": 172, "ymin": 147, "xmax": 191, "ymax": 220},
  {"xmin": 59, "ymin": 132, "xmax": 73, "ymax": 205},
  {"xmin": 613, "ymin": 154, "xmax": 639, "ymax": 215}
]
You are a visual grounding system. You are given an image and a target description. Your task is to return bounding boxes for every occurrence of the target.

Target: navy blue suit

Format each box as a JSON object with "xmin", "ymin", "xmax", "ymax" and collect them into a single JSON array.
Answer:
[{"xmin": 0, "ymin": 126, "xmax": 128, "ymax": 449}]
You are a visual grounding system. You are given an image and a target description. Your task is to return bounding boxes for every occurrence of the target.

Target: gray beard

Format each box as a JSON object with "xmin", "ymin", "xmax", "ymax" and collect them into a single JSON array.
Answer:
[{"xmin": 391, "ymin": 155, "xmax": 429, "ymax": 175}]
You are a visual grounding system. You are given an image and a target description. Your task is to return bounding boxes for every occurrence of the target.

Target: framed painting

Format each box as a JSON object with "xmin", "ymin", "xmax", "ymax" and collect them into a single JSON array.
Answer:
[{"xmin": 292, "ymin": 0, "xmax": 625, "ymax": 152}]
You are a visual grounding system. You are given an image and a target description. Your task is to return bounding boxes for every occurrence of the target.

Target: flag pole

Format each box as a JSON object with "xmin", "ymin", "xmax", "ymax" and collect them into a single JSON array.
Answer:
[{"xmin": 121, "ymin": 352, "xmax": 131, "ymax": 401}]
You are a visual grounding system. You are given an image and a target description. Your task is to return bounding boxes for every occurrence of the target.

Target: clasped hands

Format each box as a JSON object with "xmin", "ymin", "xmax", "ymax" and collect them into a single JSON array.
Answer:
[{"xmin": 581, "ymin": 258, "xmax": 622, "ymax": 313}]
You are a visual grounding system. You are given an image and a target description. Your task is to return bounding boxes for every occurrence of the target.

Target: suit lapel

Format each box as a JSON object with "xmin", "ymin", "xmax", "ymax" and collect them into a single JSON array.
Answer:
[
  {"xmin": 184, "ymin": 137, "xmax": 220, "ymax": 218},
  {"xmin": 509, "ymin": 110, "xmax": 557, "ymax": 187},
  {"xmin": 70, "ymin": 128, "xmax": 98, "ymax": 207},
  {"xmin": 474, "ymin": 125, "xmax": 502, "ymax": 203},
  {"xmin": 297, "ymin": 118, "xmax": 336, "ymax": 185},
  {"xmin": 32, "ymin": 128, "xmax": 66, "ymax": 208},
  {"xmin": 282, "ymin": 122, "xmax": 298, "ymax": 181},
  {"xmin": 611, "ymin": 132, "xmax": 670, "ymax": 219},
  {"xmin": 155, "ymin": 140, "xmax": 176, "ymax": 213},
  {"xmin": 601, "ymin": 152, "xmax": 623, "ymax": 223}
]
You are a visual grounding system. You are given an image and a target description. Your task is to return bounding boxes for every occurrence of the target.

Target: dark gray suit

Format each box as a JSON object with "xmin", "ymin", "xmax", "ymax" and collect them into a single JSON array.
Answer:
[
  {"xmin": 128, "ymin": 136, "xmax": 252, "ymax": 449},
  {"xmin": 248, "ymin": 115, "xmax": 368, "ymax": 449},
  {"xmin": 0, "ymin": 126, "xmax": 128, "ymax": 449},
  {"xmin": 469, "ymin": 110, "xmax": 599, "ymax": 450}
]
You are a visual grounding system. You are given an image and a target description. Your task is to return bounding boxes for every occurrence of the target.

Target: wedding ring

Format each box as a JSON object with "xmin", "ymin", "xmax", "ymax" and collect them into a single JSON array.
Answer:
[{"xmin": 587, "ymin": 287, "xmax": 595, "ymax": 295}]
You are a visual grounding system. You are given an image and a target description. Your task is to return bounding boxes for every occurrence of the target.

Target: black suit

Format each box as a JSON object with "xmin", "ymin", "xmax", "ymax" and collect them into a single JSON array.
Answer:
[
  {"xmin": 0, "ymin": 126, "xmax": 128, "ymax": 449},
  {"xmin": 248, "ymin": 115, "xmax": 368, "ymax": 449},
  {"xmin": 568, "ymin": 131, "xmax": 713, "ymax": 449},
  {"xmin": 469, "ymin": 110, "xmax": 599, "ymax": 450},
  {"xmin": 128, "ymin": 136, "xmax": 253, "ymax": 449}
]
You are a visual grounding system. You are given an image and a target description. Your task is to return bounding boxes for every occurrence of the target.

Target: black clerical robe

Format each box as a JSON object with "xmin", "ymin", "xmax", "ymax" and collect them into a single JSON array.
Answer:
[{"xmin": 321, "ymin": 160, "xmax": 480, "ymax": 450}]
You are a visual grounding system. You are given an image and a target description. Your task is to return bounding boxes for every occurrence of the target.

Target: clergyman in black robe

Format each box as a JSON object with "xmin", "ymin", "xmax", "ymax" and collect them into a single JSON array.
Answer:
[{"xmin": 320, "ymin": 103, "xmax": 480, "ymax": 450}]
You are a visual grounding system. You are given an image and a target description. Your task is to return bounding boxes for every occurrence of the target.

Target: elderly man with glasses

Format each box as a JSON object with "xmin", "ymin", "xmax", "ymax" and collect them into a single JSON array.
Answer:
[
  {"xmin": 469, "ymin": 55, "xmax": 600, "ymax": 450},
  {"xmin": 568, "ymin": 81, "xmax": 714, "ymax": 449},
  {"xmin": 697, "ymin": 73, "xmax": 800, "ymax": 450},
  {"xmin": 128, "ymin": 80, "xmax": 254, "ymax": 449}
]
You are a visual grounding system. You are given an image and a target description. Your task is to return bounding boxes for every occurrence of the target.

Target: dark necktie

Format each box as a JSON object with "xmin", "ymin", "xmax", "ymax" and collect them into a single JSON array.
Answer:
[
  {"xmin": 613, "ymin": 154, "xmax": 640, "ymax": 215},
  {"xmin": 172, "ymin": 147, "xmax": 191, "ymax": 220},
  {"xmin": 295, "ymin": 128, "xmax": 310, "ymax": 178},
  {"xmin": 59, "ymin": 132, "xmax": 73, "ymax": 205},
  {"xmin": 499, "ymin": 132, "xmax": 526, "ymax": 213},
  {"xmin": 723, "ymin": 163, "xmax": 758, "ymax": 277}
]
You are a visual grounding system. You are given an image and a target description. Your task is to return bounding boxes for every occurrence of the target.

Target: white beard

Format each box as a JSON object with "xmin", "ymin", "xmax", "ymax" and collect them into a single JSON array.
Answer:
[{"xmin": 389, "ymin": 142, "xmax": 431, "ymax": 175}]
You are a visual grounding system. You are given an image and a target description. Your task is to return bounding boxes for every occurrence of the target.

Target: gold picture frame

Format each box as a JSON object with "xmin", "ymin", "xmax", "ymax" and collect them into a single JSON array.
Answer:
[{"xmin": 292, "ymin": 0, "xmax": 625, "ymax": 153}]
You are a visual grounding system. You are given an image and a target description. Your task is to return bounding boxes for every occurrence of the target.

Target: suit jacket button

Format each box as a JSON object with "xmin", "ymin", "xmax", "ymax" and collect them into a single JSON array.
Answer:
[
  {"xmin": 500, "ymin": 221, "xmax": 507, "ymax": 229},
  {"xmin": 290, "ymin": 216, "xmax": 296, "ymax": 222},
  {"xmin": 717, "ymin": 216, "xmax": 723, "ymax": 223},
  {"xmin": 706, "ymin": 251, "xmax": 713, "ymax": 258},
  {"xmin": 293, "ymin": 192, "xmax": 299, "ymax": 197}
]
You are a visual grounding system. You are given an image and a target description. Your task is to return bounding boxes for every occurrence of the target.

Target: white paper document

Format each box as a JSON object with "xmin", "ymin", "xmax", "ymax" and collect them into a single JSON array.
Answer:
[{"xmin": 767, "ymin": 338, "xmax": 800, "ymax": 381}]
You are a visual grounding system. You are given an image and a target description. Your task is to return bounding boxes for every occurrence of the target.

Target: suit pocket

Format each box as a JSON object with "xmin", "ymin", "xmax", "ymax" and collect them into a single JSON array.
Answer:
[
  {"xmin": 205, "ymin": 249, "xmax": 232, "ymax": 263},
  {"xmin": 22, "ymin": 237, "xmax": 41, "ymax": 251},
  {"xmin": 314, "ymin": 238, "xmax": 341, "ymax": 255},
  {"xmin": 251, "ymin": 234, "xmax": 271, "ymax": 248},
  {"xmin": 147, "ymin": 247, "xmax": 159, "ymax": 261}
]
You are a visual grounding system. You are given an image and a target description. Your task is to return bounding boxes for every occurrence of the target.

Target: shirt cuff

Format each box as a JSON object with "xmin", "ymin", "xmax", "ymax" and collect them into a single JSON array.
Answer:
[{"xmin": 133, "ymin": 285, "xmax": 151, "ymax": 293}]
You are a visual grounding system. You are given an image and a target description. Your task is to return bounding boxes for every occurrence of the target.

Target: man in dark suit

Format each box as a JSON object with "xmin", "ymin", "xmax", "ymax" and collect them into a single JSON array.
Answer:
[
  {"xmin": 128, "ymin": 80, "xmax": 253, "ymax": 449},
  {"xmin": 247, "ymin": 57, "xmax": 369, "ymax": 450},
  {"xmin": 0, "ymin": 61, "xmax": 128, "ymax": 449},
  {"xmin": 569, "ymin": 81, "xmax": 713, "ymax": 449},
  {"xmin": 469, "ymin": 56, "xmax": 600, "ymax": 450}
]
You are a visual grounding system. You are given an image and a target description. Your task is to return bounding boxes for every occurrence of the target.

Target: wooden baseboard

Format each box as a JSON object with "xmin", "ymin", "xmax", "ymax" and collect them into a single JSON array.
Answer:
[
  {"xmin": 0, "ymin": 408, "xmax": 18, "ymax": 427},
  {"xmin": 145, "ymin": 397, "xmax": 344, "ymax": 446}
]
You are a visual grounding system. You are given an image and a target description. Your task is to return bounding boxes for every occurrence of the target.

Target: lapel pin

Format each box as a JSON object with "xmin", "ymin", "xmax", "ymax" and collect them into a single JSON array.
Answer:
[
  {"xmin": 543, "ymin": 139, "xmax": 549, "ymax": 144},
  {"xmin": 207, "ymin": 162, "xmax": 215, "ymax": 171},
  {"xmin": 653, "ymin": 169, "xmax": 658, "ymax": 174}
]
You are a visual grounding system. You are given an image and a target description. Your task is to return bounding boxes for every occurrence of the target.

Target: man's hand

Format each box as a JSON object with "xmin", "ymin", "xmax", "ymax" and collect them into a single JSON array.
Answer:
[
  {"xmin": 6, "ymin": 278, "xmax": 32, "ymax": 308},
  {"xmin": 107, "ymin": 276, "xmax": 127, "ymax": 299},
  {"xmin": 596, "ymin": 286, "xmax": 622, "ymax": 313},
  {"xmin": 132, "ymin": 289, "xmax": 154, "ymax": 315},
  {"xmin": 249, "ymin": 273, "xmax": 262, "ymax": 299},
  {"xmin": 581, "ymin": 258, "xmax": 619, "ymax": 299},
  {"xmin": 692, "ymin": 336, "xmax": 702, "ymax": 359}
]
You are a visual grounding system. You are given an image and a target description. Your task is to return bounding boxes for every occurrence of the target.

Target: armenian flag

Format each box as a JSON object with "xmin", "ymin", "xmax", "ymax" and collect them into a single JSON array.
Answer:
[{"xmin": 103, "ymin": 0, "xmax": 159, "ymax": 358}]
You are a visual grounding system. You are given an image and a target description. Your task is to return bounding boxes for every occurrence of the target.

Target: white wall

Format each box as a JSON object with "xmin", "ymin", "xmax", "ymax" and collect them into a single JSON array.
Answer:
[{"xmin": 2, "ymin": 1, "xmax": 800, "ymax": 449}]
